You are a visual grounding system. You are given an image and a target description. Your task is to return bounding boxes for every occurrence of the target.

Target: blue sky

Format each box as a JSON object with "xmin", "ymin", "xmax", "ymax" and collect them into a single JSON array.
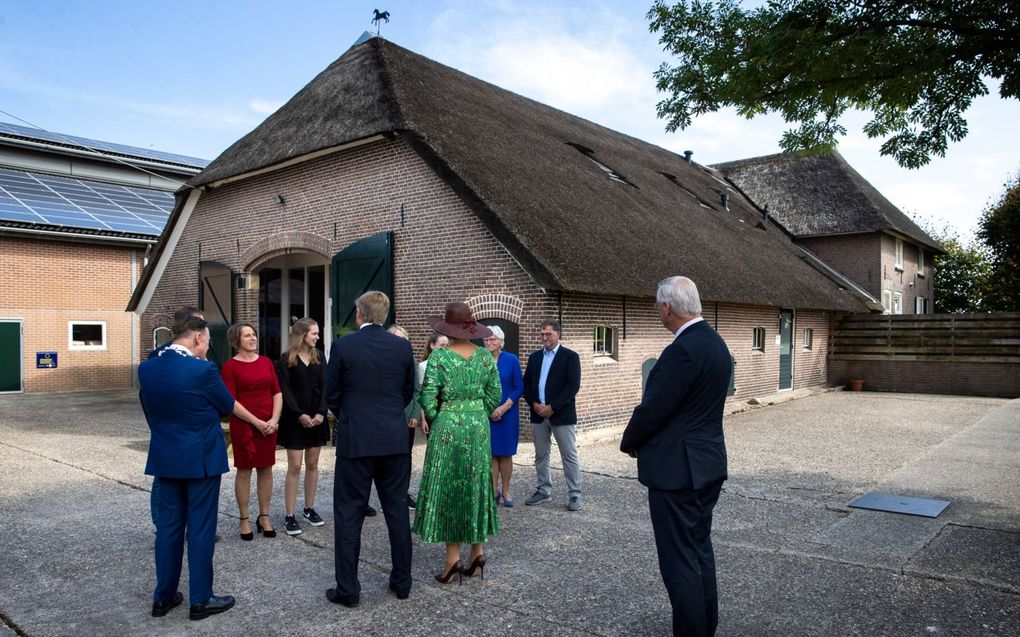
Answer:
[{"xmin": 2, "ymin": 0, "xmax": 1017, "ymax": 238}]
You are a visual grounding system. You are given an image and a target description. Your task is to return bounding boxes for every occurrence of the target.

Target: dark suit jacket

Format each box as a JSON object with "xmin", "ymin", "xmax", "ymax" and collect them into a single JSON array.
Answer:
[
  {"xmin": 139, "ymin": 349, "xmax": 234, "ymax": 479},
  {"xmin": 325, "ymin": 324, "xmax": 416, "ymax": 458},
  {"xmin": 523, "ymin": 345, "xmax": 581, "ymax": 426},
  {"xmin": 620, "ymin": 320, "xmax": 731, "ymax": 490}
]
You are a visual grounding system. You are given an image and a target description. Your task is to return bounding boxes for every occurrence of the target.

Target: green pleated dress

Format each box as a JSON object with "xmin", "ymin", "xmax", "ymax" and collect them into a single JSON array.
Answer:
[{"xmin": 412, "ymin": 347, "xmax": 502, "ymax": 544}]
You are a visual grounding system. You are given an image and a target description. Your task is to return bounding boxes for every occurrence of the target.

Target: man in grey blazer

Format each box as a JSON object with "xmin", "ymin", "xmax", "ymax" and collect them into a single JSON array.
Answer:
[{"xmin": 621, "ymin": 276, "xmax": 732, "ymax": 637}]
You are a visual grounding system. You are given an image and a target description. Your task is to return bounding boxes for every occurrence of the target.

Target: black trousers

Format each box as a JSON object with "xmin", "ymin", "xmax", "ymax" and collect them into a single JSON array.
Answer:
[
  {"xmin": 333, "ymin": 453, "xmax": 412, "ymax": 600},
  {"xmin": 648, "ymin": 479, "xmax": 724, "ymax": 637}
]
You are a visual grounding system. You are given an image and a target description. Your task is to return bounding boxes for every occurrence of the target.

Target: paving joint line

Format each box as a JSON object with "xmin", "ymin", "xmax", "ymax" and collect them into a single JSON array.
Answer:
[
  {"xmin": 0, "ymin": 610, "xmax": 30, "ymax": 637},
  {"xmin": 0, "ymin": 441, "xmax": 148, "ymax": 493}
]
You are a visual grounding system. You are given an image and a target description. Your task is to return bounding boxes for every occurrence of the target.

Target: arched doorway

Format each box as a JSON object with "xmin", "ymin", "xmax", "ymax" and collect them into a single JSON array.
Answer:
[{"xmin": 256, "ymin": 252, "xmax": 329, "ymax": 358}]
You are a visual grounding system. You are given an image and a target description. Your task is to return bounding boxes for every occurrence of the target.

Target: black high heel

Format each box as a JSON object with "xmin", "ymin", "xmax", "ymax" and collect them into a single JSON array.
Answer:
[
  {"xmin": 463, "ymin": 554, "xmax": 486, "ymax": 579},
  {"xmin": 435, "ymin": 560, "xmax": 463, "ymax": 585},
  {"xmin": 256, "ymin": 514, "xmax": 276, "ymax": 538},
  {"xmin": 239, "ymin": 516, "xmax": 253, "ymax": 541}
]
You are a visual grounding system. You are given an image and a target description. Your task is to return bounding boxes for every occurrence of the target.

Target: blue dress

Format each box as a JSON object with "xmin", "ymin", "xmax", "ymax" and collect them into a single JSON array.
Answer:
[{"xmin": 490, "ymin": 351, "xmax": 524, "ymax": 456}]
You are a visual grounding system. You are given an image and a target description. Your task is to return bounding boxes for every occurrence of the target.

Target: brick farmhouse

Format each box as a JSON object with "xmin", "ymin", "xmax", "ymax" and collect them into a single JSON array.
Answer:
[{"xmin": 129, "ymin": 36, "xmax": 880, "ymax": 433}]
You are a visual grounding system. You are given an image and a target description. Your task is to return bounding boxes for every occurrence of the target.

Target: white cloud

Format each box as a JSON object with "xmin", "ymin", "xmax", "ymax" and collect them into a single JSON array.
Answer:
[{"xmin": 248, "ymin": 98, "xmax": 285, "ymax": 115}]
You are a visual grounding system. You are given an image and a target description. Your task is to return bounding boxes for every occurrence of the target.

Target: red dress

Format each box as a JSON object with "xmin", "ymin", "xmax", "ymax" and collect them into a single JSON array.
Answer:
[{"xmin": 221, "ymin": 355, "xmax": 281, "ymax": 469}]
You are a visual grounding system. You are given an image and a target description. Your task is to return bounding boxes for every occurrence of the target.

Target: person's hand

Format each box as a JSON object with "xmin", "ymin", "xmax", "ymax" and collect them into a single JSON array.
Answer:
[
  {"xmin": 490, "ymin": 409, "xmax": 501, "ymax": 421},
  {"xmin": 255, "ymin": 419, "xmax": 270, "ymax": 435},
  {"xmin": 267, "ymin": 418, "xmax": 279, "ymax": 434},
  {"xmin": 421, "ymin": 419, "xmax": 430, "ymax": 435},
  {"xmin": 299, "ymin": 414, "xmax": 314, "ymax": 428},
  {"xmin": 408, "ymin": 418, "xmax": 419, "ymax": 429},
  {"xmin": 311, "ymin": 414, "xmax": 324, "ymax": 426}
]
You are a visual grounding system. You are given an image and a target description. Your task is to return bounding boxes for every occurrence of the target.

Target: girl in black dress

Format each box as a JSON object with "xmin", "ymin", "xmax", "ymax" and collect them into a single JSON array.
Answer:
[{"xmin": 275, "ymin": 318, "xmax": 329, "ymax": 536}]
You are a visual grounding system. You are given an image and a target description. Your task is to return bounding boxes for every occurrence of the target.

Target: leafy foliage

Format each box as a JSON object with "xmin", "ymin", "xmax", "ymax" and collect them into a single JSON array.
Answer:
[
  {"xmin": 913, "ymin": 217, "xmax": 991, "ymax": 313},
  {"xmin": 647, "ymin": 0, "xmax": 1020, "ymax": 168},
  {"xmin": 977, "ymin": 173, "xmax": 1020, "ymax": 310}
]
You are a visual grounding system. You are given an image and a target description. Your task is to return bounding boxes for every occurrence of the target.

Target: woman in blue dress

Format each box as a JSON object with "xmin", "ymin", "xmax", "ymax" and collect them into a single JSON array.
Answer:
[{"xmin": 484, "ymin": 326, "xmax": 524, "ymax": 507}]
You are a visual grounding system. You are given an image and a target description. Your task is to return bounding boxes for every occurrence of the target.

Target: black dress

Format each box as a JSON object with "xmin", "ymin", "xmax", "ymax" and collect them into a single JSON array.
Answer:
[{"xmin": 276, "ymin": 355, "xmax": 329, "ymax": 449}]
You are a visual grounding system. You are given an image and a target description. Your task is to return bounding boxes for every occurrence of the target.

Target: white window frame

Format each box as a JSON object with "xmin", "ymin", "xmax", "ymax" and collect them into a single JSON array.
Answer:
[
  {"xmin": 893, "ymin": 292, "xmax": 903, "ymax": 315},
  {"xmin": 593, "ymin": 325, "xmax": 616, "ymax": 358},
  {"xmin": 882, "ymin": 290, "xmax": 893, "ymax": 314},
  {"xmin": 68, "ymin": 321, "xmax": 107, "ymax": 351},
  {"xmin": 894, "ymin": 238, "xmax": 904, "ymax": 270},
  {"xmin": 917, "ymin": 247, "xmax": 925, "ymax": 277},
  {"xmin": 802, "ymin": 328, "xmax": 814, "ymax": 351},
  {"xmin": 153, "ymin": 326, "xmax": 172, "ymax": 350},
  {"xmin": 752, "ymin": 327, "xmax": 765, "ymax": 352}
]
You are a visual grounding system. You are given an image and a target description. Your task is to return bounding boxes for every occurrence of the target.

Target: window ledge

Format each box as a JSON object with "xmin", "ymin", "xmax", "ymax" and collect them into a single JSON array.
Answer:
[
  {"xmin": 592, "ymin": 355, "xmax": 618, "ymax": 365},
  {"xmin": 751, "ymin": 349, "xmax": 764, "ymax": 356},
  {"xmin": 917, "ymin": 272, "xmax": 925, "ymax": 278},
  {"xmin": 894, "ymin": 266, "xmax": 905, "ymax": 272}
]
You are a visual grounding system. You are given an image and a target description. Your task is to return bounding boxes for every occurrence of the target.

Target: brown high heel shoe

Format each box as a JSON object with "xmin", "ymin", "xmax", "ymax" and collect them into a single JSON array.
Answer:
[
  {"xmin": 435, "ymin": 560, "xmax": 463, "ymax": 585},
  {"xmin": 239, "ymin": 516, "xmax": 253, "ymax": 541},
  {"xmin": 463, "ymin": 554, "xmax": 487, "ymax": 579}
]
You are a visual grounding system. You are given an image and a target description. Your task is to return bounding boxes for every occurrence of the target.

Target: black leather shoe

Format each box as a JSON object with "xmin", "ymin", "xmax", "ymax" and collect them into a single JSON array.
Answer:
[
  {"xmin": 326, "ymin": 588, "xmax": 359, "ymax": 607},
  {"xmin": 151, "ymin": 591, "xmax": 183, "ymax": 617},
  {"xmin": 363, "ymin": 504, "xmax": 377, "ymax": 517},
  {"xmin": 189, "ymin": 595, "xmax": 235, "ymax": 621},
  {"xmin": 388, "ymin": 582, "xmax": 410, "ymax": 600}
]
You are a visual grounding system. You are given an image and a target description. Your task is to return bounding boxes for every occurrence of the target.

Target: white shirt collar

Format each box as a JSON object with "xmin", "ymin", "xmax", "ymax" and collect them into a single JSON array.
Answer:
[
  {"xmin": 675, "ymin": 316, "xmax": 705, "ymax": 339},
  {"xmin": 544, "ymin": 344, "xmax": 560, "ymax": 356}
]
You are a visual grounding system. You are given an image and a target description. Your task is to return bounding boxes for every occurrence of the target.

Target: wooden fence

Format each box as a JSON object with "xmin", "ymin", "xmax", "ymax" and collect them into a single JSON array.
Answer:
[{"xmin": 827, "ymin": 312, "xmax": 1020, "ymax": 397}]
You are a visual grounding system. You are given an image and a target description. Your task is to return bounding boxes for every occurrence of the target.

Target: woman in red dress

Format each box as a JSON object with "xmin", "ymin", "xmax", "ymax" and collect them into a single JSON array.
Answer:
[{"xmin": 222, "ymin": 322, "xmax": 283, "ymax": 540}]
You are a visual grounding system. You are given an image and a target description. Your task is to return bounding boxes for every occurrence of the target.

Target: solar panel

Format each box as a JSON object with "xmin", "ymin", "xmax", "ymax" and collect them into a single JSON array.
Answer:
[
  {"xmin": 0, "ymin": 121, "xmax": 210, "ymax": 168},
  {"xmin": 0, "ymin": 167, "xmax": 177, "ymax": 236}
]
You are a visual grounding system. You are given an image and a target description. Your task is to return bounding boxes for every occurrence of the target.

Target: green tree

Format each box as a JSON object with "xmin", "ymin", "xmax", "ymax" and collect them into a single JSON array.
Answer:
[
  {"xmin": 977, "ymin": 173, "xmax": 1020, "ymax": 310},
  {"xmin": 912, "ymin": 216, "xmax": 991, "ymax": 313},
  {"xmin": 647, "ymin": 0, "xmax": 1020, "ymax": 168}
]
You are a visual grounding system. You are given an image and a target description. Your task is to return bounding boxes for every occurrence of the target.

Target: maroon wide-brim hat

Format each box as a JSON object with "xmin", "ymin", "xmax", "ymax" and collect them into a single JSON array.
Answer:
[{"xmin": 427, "ymin": 302, "xmax": 493, "ymax": 340}]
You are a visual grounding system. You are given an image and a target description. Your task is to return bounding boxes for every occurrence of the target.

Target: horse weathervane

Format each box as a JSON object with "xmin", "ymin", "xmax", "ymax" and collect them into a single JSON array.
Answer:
[{"xmin": 372, "ymin": 9, "xmax": 390, "ymax": 35}]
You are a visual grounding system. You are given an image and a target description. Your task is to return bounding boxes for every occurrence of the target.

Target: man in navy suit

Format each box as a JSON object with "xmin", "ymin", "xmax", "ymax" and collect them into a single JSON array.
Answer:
[
  {"xmin": 621, "ymin": 276, "xmax": 732, "ymax": 637},
  {"xmin": 523, "ymin": 319, "xmax": 583, "ymax": 510},
  {"xmin": 140, "ymin": 317, "xmax": 265, "ymax": 621},
  {"xmin": 325, "ymin": 291, "xmax": 416, "ymax": 606}
]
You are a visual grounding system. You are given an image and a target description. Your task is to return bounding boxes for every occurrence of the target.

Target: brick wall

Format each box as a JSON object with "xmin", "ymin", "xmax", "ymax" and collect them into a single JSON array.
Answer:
[
  {"xmin": 1, "ymin": 235, "xmax": 142, "ymax": 391},
  {"xmin": 799, "ymin": 234, "xmax": 881, "ymax": 297},
  {"xmin": 141, "ymin": 137, "xmax": 840, "ymax": 432},
  {"xmin": 878, "ymin": 233, "xmax": 933, "ymax": 314},
  {"xmin": 828, "ymin": 360, "xmax": 1018, "ymax": 397}
]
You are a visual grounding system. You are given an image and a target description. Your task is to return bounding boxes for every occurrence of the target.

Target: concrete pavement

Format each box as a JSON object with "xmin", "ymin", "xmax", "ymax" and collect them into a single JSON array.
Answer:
[{"xmin": 0, "ymin": 390, "xmax": 1017, "ymax": 636}]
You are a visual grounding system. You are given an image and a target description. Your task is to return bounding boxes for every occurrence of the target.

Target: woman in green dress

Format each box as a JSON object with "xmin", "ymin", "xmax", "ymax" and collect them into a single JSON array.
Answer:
[{"xmin": 413, "ymin": 302, "xmax": 503, "ymax": 584}]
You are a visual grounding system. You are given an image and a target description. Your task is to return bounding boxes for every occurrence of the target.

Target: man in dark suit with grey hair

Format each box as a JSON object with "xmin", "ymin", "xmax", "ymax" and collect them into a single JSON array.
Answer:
[
  {"xmin": 325, "ymin": 291, "xmax": 416, "ymax": 607},
  {"xmin": 621, "ymin": 276, "xmax": 732, "ymax": 637}
]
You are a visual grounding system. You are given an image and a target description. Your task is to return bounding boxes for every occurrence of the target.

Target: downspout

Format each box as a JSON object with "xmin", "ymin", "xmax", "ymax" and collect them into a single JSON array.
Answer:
[{"xmin": 131, "ymin": 248, "xmax": 139, "ymax": 388}]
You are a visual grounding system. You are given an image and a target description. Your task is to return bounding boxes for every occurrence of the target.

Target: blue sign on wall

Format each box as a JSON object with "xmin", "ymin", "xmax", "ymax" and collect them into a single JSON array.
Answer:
[{"xmin": 36, "ymin": 352, "xmax": 58, "ymax": 368}]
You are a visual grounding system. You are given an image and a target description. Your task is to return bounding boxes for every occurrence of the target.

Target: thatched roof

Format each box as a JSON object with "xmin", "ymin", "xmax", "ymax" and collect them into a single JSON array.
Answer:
[
  {"xmin": 134, "ymin": 36, "xmax": 871, "ymax": 313},
  {"xmin": 713, "ymin": 151, "xmax": 943, "ymax": 252}
]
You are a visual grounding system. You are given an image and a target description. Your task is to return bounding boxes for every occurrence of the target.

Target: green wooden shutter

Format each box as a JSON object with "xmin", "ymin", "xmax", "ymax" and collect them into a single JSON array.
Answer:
[
  {"xmin": 198, "ymin": 261, "xmax": 233, "ymax": 369},
  {"xmin": 331, "ymin": 231, "xmax": 394, "ymax": 336}
]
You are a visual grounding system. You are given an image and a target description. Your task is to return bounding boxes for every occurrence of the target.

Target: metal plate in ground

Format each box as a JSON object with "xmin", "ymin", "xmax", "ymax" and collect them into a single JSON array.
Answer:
[{"xmin": 849, "ymin": 492, "xmax": 950, "ymax": 518}]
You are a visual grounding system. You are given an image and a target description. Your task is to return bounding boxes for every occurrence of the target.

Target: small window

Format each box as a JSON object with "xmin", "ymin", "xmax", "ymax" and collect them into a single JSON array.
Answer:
[
  {"xmin": 895, "ymin": 238, "xmax": 904, "ymax": 270},
  {"xmin": 752, "ymin": 327, "xmax": 765, "ymax": 352},
  {"xmin": 153, "ymin": 326, "xmax": 172, "ymax": 349},
  {"xmin": 69, "ymin": 321, "xmax": 107, "ymax": 351},
  {"xmin": 893, "ymin": 292, "xmax": 903, "ymax": 315},
  {"xmin": 915, "ymin": 296, "xmax": 926, "ymax": 314},
  {"xmin": 917, "ymin": 248, "xmax": 925, "ymax": 277},
  {"xmin": 593, "ymin": 325, "xmax": 616, "ymax": 358},
  {"xmin": 802, "ymin": 328, "xmax": 813, "ymax": 350},
  {"xmin": 882, "ymin": 290, "xmax": 893, "ymax": 314}
]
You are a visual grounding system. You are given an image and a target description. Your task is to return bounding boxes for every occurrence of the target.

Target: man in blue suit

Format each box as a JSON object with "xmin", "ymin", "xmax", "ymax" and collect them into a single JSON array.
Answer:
[
  {"xmin": 140, "ymin": 317, "xmax": 265, "ymax": 621},
  {"xmin": 523, "ymin": 319, "xmax": 583, "ymax": 510},
  {"xmin": 621, "ymin": 276, "xmax": 732, "ymax": 637},
  {"xmin": 325, "ymin": 291, "xmax": 416, "ymax": 606}
]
